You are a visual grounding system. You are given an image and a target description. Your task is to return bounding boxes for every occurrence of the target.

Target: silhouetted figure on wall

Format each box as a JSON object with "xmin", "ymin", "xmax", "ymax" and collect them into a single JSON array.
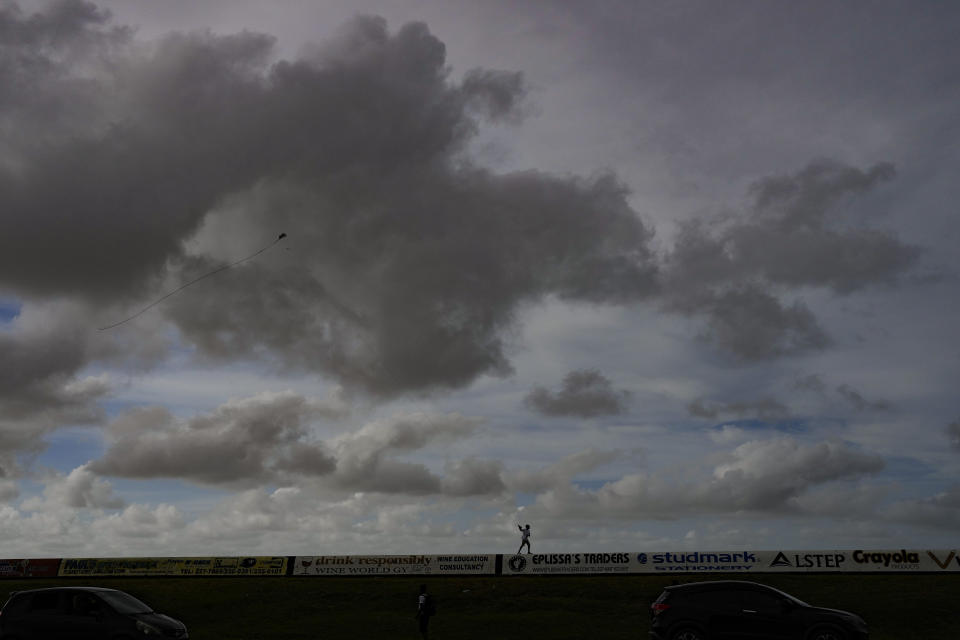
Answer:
[{"xmin": 518, "ymin": 523, "xmax": 532, "ymax": 554}]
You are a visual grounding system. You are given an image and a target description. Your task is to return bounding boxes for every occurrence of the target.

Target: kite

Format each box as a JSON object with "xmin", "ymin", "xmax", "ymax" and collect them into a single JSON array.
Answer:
[{"xmin": 98, "ymin": 233, "xmax": 288, "ymax": 331}]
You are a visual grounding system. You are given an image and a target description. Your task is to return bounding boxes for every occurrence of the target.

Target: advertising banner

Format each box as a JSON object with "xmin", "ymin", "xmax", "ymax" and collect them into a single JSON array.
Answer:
[
  {"xmin": 7, "ymin": 549, "xmax": 953, "ymax": 579},
  {"xmin": 923, "ymin": 550, "xmax": 960, "ymax": 571},
  {"xmin": 0, "ymin": 558, "xmax": 61, "ymax": 578},
  {"xmin": 503, "ymin": 549, "xmax": 960, "ymax": 575},
  {"xmin": 57, "ymin": 556, "xmax": 288, "ymax": 577},
  {"xmin": 293, "ymin": 554, "xmax": 497, "ymax": 576},
  {"xmin": 633, "ymin": 551, "xmax": 764, "ymax": 574},
  {"xmin": 502, "ymin": 553, "xmax": 634, "ymax": 576},
  {"xmin": 754, "ymin": 549, "xmax": 959, "ymax": 573}
]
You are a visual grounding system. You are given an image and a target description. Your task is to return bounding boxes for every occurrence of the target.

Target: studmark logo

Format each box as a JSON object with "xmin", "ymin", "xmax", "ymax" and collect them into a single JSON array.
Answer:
[{"xmin": 644, "ymin": 551, "xmax": 757, "ymax": 572}]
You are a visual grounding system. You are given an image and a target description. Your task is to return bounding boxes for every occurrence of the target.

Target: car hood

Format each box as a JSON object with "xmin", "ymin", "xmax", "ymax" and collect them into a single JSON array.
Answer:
[
  {"xmin": 135, "ymin": 612, "xmax": 187, "ymax": 631},
  {"xmin": 807, "ymin": 606, "xmax": 865, "ymax": 624}
]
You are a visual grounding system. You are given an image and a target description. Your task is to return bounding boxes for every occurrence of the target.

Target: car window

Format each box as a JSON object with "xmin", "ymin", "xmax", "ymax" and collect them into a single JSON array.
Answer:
[
  {"xmin": 772, "ymin": 587, "xmax": 808, "ymax": 607},
  {"xmin": 742, "ymin": 590, "xmax": 786, "ymax": 615},
  {"xmin": 694, "ymin": 589, "xmax": 741, "ymax": 613},
  {"xmin": 1, "ymin": 594, "xmax": 29, "ymax": 616},
  {"xmin": 27, "ymin": 591, "xmax": 61, "ymax": 612},
  {"xmin": 98, "ymin": 591, "xmax": 152, "ymax": 614},
  {"xmin": 68, "ymin": 592, "xmax": 103, "ymax": 616}
]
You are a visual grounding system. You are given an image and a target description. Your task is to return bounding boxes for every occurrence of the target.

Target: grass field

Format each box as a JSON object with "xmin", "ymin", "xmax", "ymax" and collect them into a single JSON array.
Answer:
[{"xmin": 1, "ymin": 573, "xmax": 956, "ymax": 639}]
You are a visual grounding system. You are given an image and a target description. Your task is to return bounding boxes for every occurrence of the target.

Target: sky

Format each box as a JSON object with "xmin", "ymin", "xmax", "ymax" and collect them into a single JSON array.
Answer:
[{"xmin": 1, "ymin": 0, "xmax": 958, "ymax": 557}]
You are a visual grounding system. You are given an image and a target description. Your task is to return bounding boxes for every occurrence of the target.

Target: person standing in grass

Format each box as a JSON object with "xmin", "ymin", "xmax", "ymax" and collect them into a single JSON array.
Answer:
[
  {"xmin": 415, "ymin": 583, "xmax": 436, "ymax": 639},
  {"xmin": 517, "ymin": 523, "xmax": 532, "ymax": 554}
]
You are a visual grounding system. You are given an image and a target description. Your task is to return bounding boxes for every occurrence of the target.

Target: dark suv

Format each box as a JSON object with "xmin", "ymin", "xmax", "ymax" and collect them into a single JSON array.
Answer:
[
  {"xmin": 0, "ymin": 586, "xmax": 188, "ymax": 639},
  {"xmin": 649, "ymin": 580, "xmax": 868, "ymax": 640}
]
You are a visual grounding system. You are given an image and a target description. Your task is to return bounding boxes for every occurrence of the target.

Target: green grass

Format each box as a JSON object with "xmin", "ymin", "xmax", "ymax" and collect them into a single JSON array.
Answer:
[{"xmin": 1, "ymin": 573, "xmax": 956, "ymax": 639}]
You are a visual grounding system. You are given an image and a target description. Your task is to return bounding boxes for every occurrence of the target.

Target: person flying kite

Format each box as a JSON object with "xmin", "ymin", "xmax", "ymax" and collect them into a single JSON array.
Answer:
[{"xmin": 517, "ymin": 523, "xmax": 532, "ymax": 554}]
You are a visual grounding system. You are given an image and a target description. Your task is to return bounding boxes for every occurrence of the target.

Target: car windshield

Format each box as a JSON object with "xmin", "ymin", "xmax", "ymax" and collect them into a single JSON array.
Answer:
[
  {"xmin": 768, "ymin": 586, "xmax": 809, "ymax": 608},
  {"xmin": 96, "ymin": 591, "xmax": 153, "ymax": 614}
]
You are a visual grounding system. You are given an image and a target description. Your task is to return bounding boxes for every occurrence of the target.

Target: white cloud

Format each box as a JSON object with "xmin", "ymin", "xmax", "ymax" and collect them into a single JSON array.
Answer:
[
  {"xmin": 883, "ymin": 486, "xmax": 960, "ymax": 530},
  {"xmin": 518, "ymin": 437, "xmax": 885, "ymax": 521},
  {"xmin": 441, "ymin": 458, "xmax": 506, "ymax": 497},
  {"xmin": 90, "ymin": 391, "xmax": 339, "ymax": 484},
  {"xmin": 90, "ymin": 503, "xmax": 186, "ymax": 539},
  {"xmin": 507, "ymin": 448, "xmax": 628, "ymax": 494},
  {"xmin": 709, "ymin": 425, "xmax": 750, "ymax": 445},
  {"xmin": 22, "ymin": 465, "xmax": 125, "ymax": 511},
  {"xmin": 329, "ymin": 412, "xmax": 483, "ymax": 494}
]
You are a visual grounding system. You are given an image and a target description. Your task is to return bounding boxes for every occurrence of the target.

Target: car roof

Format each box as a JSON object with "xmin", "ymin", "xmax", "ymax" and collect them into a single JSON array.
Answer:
[
  {"xmin": 665, "ymin": 580, "xmax": 777, "ymax": 592},
  {"xmin": 11, "ymin": 587, "xmax": 121, "ymax": 595}
]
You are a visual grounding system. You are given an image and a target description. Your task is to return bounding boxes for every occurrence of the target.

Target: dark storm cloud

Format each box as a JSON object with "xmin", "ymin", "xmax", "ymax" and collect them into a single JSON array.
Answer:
[
  {"xmin": 793, "ymin": 374, "xmax": 892, "ymax": 412},
  {"xmin": 0, "ymin": 478, "xmax": 15, "ymax": 502},
  {"xmin": 947, "ymin": 420, "xmax": 960, "ymax": 452},
  {"xmin": 0, "ymin": 298, "xmax": 174, "ymax": 461},
  {"xmin": 461, "ymin": 68, "xmax": 527, "ymax": 121},
  {"xmin": 1, "ymin": 0, "xmax": 247, "ymax": 301},
  {"xmin": 0, "ymin": 1, "xmax": 925, "ymax": 413},
  {"xmin": 793, "ymin": 374, "xmax": 828, "ymax": 393},
  {"xmin": 687, "ymin": 396, "xmax": 789, "ymax": 421},
  {"xmin": 699, "ymin": 285, "xmax": 829, "ymax": 360},
  {"xmin": 1, "ymin": 4, "xmax": 659, "ymax": 396},
  {"xmin": 741, "ymin": 161, "xmax": 916, "ymax": 293},
  {"xmin": 0, "ymin": 0, "xmax": 127, "ymax": 123},
  {"xmin": 0, "ymin": 325, "xmax": 94, "ymax": 422},
  {"xmin": 0, "ymin": 455, "xmax": 19, "ymax": 501},
  {"xmin": 662, "ymin": 159, "xmax": 920, "ymax": 360},
  {"xmin": 524, "ymin": 369, "xmax": 630, "ymax": 418},
  {"xmin": 164, "ymin": 167, "xmax": 656, "ymax": 395},
  {"xmin": 835, "ymin": 384, "xmax": 892, "ymax": 413},
  {"xmin": 0, "ymin": 306, "xmax": 109, "ymax": 458}
]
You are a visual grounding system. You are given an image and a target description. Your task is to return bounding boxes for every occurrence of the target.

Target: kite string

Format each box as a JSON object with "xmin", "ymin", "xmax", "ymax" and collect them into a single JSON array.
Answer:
[{"xmin": 98, "ymin": 234, "xmax": 286, "ymax": 331}]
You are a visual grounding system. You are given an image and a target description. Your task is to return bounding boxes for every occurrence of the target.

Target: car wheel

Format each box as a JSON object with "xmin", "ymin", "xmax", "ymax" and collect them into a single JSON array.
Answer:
[
  {"xmin": 670, "ymin": 627, "xmax": 706, "ymax": 640},
  {"xmin": 806, "ymin": 625, "xmax": 848, "ymax": 640}
]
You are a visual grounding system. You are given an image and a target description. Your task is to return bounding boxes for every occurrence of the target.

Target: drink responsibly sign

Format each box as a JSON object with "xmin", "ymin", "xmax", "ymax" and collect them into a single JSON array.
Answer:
[{"xmin": 1, "ymin": 550, "xmax": 956, "ymax": 579}]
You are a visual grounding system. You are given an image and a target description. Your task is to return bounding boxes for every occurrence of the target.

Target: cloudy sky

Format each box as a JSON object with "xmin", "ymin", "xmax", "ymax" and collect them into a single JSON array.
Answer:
[{"xmin": 2, "ymin": 0, "xmax": 958, "ymax": 557}]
